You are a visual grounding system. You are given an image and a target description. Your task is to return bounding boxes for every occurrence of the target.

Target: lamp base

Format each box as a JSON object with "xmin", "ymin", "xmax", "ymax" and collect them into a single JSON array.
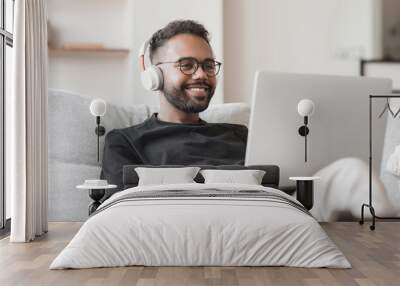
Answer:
[
  {"xmin": 95, "ymin": 125, "xmax": 106, "ymax": 136},
  {"xmin": 298, "ymin": 126, "xmax": 309, "ymax": 136}
]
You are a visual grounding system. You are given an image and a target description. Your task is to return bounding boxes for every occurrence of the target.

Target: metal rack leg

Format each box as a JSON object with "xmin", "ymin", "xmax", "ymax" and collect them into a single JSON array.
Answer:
[
  {"xmin": 359, "ymin": 203, "xmax": 375, "ymax": 230},
  {"xmin": 369, "ymin": 206, "xmax": 376, "ymax": 231},
  {"xmin": 360, "ymin": 204, "xmax": 366, "ymax": 225}
]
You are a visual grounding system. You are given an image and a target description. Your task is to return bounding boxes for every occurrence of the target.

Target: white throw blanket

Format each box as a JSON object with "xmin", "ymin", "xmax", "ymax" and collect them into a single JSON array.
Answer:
[
  {"xmin": 311, "ymin": 157, "xmax": 397, "ymax": 222},
  {"xmin": 50, "ymin": 183, "xmax": 350, "ymax": 269}
]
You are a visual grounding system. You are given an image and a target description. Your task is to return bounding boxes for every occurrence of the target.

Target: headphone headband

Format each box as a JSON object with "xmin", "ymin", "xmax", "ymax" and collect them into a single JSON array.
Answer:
[{"xmin": 139, "ymin": 40, "xmax": 150, "ymax": 72}]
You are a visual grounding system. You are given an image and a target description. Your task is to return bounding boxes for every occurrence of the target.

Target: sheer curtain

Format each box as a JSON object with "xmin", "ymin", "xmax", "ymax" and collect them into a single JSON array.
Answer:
[{"xmin": 8, "ymin": 0, "xmax": 48, "ymax": 242}]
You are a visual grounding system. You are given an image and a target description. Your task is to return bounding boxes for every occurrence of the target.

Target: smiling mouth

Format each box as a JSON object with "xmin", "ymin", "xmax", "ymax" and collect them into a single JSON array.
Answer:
[{"xmin": 184, "ymin": 85, "xmax": 210, "ymax": 98}]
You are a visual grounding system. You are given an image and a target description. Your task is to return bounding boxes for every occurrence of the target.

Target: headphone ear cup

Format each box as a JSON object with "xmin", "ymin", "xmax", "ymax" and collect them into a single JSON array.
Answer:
[{"xmin": 141, "ymin": 65, "xmax": 164, "ymax": 91}]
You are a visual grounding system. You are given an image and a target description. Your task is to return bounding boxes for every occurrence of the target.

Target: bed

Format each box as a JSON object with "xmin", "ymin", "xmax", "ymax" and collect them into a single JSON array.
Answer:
[{"xmin": 50, "ymin": 165, "xmax": 351, "ymax": 269}]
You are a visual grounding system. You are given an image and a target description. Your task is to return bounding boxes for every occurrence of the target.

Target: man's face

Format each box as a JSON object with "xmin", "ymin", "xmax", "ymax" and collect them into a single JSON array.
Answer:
[{"xmin": 156, "ymin": 34, "xmax": 217, "ymax": 113}]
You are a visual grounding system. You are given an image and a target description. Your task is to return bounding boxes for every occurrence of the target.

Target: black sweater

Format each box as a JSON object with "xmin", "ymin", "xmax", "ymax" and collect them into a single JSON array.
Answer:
[{"xmin": 100, "ymin": 113, "xmax": 248, "ymax": 189}]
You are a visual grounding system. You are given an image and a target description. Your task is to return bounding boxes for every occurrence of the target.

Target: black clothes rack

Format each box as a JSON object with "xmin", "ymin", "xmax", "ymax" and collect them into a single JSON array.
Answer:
[{"xmin": 360, "ymin": 95, "xmax": 400, "ymax": 230}]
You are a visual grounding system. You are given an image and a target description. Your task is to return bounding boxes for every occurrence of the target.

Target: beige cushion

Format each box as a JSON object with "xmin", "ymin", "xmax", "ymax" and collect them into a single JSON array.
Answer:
[
  {"xmin": 200, "ymin": 103, "xmax": 250, "ymax": 127},
  {"xmin": 149, "ymin": 102, "xmax": 250, "ymax": 127}
]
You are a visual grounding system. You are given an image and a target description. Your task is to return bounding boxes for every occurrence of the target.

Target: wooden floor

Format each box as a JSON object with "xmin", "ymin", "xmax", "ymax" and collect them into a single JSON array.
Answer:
[{"xmin": 0, "ymin": 222, "xmax": 399, "ymax": 286}]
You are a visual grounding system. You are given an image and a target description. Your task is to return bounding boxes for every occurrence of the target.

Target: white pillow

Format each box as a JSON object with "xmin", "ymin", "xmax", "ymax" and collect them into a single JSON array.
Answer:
[
  {"xmin": 135, "ymin": 167, "xmax": 200, "ymax": 186},
  {"xmin": 200, "ymin": 169, "xmax": 266, "ymax": 185}
]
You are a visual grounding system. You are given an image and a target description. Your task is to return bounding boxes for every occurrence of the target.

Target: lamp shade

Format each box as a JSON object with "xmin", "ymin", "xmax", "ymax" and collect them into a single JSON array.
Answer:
[
  {"xmin": 90, "ymin": 99, "xmax": 107, "ymax": 117},
  {"xmin": 297, "ymin": 99, "xmax": 315, "ymax": 117}
]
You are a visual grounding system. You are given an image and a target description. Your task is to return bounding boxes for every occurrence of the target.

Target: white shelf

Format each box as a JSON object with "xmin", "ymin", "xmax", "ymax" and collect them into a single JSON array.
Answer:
[{"xmin": 49, "ymin": 47, "xmax": 130, "ymax": 55}]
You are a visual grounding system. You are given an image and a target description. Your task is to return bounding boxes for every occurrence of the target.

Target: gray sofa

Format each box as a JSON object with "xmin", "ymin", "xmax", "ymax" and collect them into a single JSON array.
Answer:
[{"xmin": 48, "ymin": 89, "xmax": 251, "ymax": 221}]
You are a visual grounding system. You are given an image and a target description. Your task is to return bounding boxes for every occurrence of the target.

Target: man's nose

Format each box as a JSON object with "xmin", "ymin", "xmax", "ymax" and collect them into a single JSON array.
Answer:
[{"xmin": 192, "ymin": 65, "xmax": 208, "ymax": 79}]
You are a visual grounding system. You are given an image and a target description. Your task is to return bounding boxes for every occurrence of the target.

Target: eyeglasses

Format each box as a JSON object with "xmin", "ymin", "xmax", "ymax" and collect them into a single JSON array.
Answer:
[{"xmin": 156, "ymin": 57, "xmax": 222, "ymax": 77}]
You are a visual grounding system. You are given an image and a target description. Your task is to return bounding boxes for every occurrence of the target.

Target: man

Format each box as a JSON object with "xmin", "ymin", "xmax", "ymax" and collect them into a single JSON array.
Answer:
[{"xmin": 101, "ymin": 20, "xmax": 247, "ymax": 189}]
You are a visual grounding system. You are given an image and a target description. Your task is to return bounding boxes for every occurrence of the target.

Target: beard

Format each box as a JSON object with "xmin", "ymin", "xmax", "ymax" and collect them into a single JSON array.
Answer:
[{"xmin": 162, "ymin": 80, "xmax": 215, "ymax": 113}]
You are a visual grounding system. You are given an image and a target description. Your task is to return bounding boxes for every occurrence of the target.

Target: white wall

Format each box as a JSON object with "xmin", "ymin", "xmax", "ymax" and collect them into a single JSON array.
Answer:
[
  {"xmin": 223, "ymin": 0, "xmax": 383, "ymax": 104},
  {"xmin": 47, "ymin": 0, "xmax": 133, "ymax": 106},
  {"xmin": 365, "ymin": 63, "xmax": 400, "ymax": 89},
  {"xmin": 382, "ymin": 0, "xmax": 400, "ymax": 59},
  {"xmin": 47, "ymin": 0, "xmax": 224, "ymax": 107}
]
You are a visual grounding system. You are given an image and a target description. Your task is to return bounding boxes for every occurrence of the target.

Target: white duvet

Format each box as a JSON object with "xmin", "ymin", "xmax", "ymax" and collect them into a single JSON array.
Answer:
[{"xmin": 50, "ymin": 183, "xmax": 351, "ymax": 269}]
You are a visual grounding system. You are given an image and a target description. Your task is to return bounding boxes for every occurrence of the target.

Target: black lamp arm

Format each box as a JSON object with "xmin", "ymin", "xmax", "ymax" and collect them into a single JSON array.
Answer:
[
  {"xmin": 298, "ymin": 116, "xmax": 310, "ymax": 162},
  {"xmin": 94, "ymin": 116, "xmax": 106, "ymax": 162}
]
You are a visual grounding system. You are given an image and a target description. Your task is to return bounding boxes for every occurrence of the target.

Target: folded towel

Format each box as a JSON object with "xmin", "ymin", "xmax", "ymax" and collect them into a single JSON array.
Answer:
[{"xmin": 387, "ymin": 145, "xmax": 400, "ymax": 176}]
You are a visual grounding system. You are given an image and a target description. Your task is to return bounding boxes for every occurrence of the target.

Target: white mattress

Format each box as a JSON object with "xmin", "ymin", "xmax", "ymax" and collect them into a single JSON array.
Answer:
[{"xmin": 50, "ymin": 183, "xmax": 351, "ymax": 269}]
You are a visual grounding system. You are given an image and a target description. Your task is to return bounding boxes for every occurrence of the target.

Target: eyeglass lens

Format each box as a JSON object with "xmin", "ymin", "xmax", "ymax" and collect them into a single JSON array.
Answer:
[{"xmin": 179, "ymin": 58, "xmax": 220, "ymax": 76}]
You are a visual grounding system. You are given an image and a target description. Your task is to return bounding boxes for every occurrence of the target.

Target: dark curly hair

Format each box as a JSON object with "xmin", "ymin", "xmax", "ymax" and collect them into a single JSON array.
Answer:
[{"xmin": 149, "ymin": 20, "xmax": 211, "ymax": 63}]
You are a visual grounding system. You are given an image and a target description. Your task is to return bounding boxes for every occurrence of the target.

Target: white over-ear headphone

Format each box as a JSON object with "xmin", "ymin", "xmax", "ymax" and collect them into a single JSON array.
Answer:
[{"xmin": 138, "ymin": 40, "xmax": 164, "ymax": 91}]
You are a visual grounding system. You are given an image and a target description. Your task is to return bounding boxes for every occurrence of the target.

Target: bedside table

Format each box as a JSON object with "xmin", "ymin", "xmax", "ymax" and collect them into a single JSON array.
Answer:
[
  {"xmin": 76, "ymin": 184, "xmax": 117, "ymax": 215},
  {"xmin": 289, "ymin": 177, "xmax": 320, "ymax": 210}
]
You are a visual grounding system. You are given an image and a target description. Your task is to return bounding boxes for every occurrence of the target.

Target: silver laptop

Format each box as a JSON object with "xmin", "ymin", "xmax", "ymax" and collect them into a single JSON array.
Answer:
[{"xmin": 245, "ymin": 71, "xmax": 392, "ymax": 187}]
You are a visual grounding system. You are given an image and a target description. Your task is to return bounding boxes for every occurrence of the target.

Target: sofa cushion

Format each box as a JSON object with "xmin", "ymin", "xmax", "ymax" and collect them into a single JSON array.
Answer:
[
  {"xmin": 48, "ymin": 89, "xmax": 150, "ymax": 166},
  {"xmin": 48, "ymin": 159, "xmax": 101, "ymax": 221},
  {"xmin": 200, "ymin": 102, "xmax": 250, "ymax": 127}
]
